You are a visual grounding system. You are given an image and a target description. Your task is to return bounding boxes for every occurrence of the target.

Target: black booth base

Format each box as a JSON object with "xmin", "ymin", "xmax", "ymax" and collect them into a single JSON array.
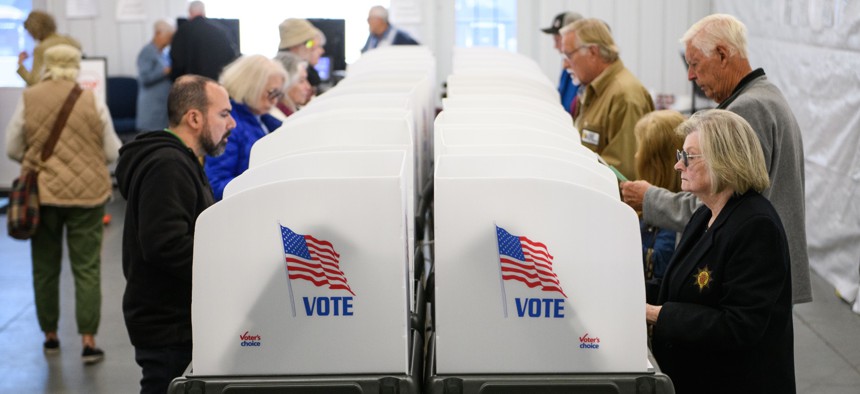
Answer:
[
  {"xmin": 167, "ymin": 328, "xmax": 423, "ymax": 394},
  {"xmin": 423, "ymin": 334, "xmax": 674, "ymax": 394},
  {"xmin": 425, "ymin": 373, "xmax": 674, "ymax": 394},
  {"xmin": 168, "ymin": 374, "xmax": 418, "ymax": 394}
]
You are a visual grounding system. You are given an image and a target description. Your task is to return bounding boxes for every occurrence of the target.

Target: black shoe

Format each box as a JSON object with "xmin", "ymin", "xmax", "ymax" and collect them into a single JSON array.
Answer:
[
  {"xmin": 43, "ymin": 339, "xmax": 60, "ymax": 355},
  {"xmin": 82, "ymin": 346, "xmax": 104, "ymax": 365}
]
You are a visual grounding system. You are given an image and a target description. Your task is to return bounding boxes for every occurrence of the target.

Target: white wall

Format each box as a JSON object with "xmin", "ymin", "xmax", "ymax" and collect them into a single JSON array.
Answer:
[{"xmin": 54, "ymin": 0, "xmax": 185, "ymax": 77}]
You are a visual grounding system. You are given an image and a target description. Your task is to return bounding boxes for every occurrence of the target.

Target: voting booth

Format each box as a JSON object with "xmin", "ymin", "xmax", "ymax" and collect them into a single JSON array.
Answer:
[
  {"xmin": 169, "ymin": 47, "xmax": 433, "ymax": 394},
  {"xmin": 421, "ymin": 48, "xmax": 673, "ymax": 393},
  {"xmin": 192, "ymin": 170, "xmax": 410, "ymax": 375},
  {"xmin": 433, "ymin": 153, "xmax": 644, "ymax": 372},
  {"xmin": 170, "ymin": 46, "xmax": 672, "ymax": 393}
]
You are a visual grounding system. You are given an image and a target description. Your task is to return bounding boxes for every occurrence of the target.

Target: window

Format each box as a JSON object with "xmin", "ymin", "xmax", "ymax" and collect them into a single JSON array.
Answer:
[
  {"xmin": 455, "ymin": 0, "xmax": 516, "ymax": 51},
  {"xmin": 0, "ymin": 1, "xmax": 33, "ymax": 87}
]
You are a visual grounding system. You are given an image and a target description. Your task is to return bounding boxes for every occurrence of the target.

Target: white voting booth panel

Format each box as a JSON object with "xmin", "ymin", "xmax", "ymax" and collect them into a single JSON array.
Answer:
[
  {"xmin": 446, "ymin": 83, "xmax": 559, "ymax": 106},
  {"xmin": 300, "ymin": 93, "xmax": 412, "ymax": 112},
  {"xmin": 446, "ymin": 75, "xmax": 557, "ymax": 99},
  {"xmin": 248, "ymin": 115, "xmax": 415, "ymax": 219},
  {"xmin": 192, "ymin": 175, "xmax": 410, "ymax": 376},
  {"xmin": 437, "ymin": 154, "xmax": 619, "ymax": 200},
  {"xmin": 433, "ymin": 120, "xmax": 586, "ymax": 161},
  {"xmin": 434, "ymin": 124, "xmax": 598, "ymax": 170},
  {"xmin": 437, "ymin": 142, "xmax": 593, "ymax": 169},
  {"xmin": 347, "ymin": 60, "xmax": 434, "ymax": 77},
  {"xmin": 352, "ymin": 45, "xmax": 433, "ymax": 68},
  {"xmin": 294, "ymin": 97, "xmax": 435, "ymax": 190},
  {"xmin": 437, "ymin": 151, "xmax": 617, "ymax": 199},
  {"xmin": 442, "ymin": 96, "xmax": 572, "ymax": 128},
  {"xmin": 449, "ymin": 71, "xmax": 555, "ymax": 90},
  {"xmin": 251, "ymin": 113, "xmax": 414, "ymax": 168},
  {"xmin": 224, "ymin": 150, "xmax": 406, "ymax": 198},
  {"xmin": 300, "ymin": 90, "xmax": 433, "ymax": 187},
  {"xmin": 436, "ymin": 109, "xmax": 575, "ymax": 138},
  {"xmin": 452, "ymin": 50, "xmax": 544, "ymax": 74},
  {"xmin": 432, "ymin": 156, "xmax": 647, "ymax": 374}
]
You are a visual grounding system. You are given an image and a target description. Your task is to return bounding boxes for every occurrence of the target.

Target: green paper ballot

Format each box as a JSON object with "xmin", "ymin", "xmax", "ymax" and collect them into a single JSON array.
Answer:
[{"xmin": 609, "ymin": 165, "xmax": 628, "ymax": 182}]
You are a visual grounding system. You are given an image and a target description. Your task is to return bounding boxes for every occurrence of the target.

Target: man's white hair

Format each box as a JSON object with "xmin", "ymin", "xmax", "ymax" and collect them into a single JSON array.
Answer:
[
  {"xmin": 369, "ymin": 5, "xmax": 389, "ymax": 21},
  {"xmin": 681, "ymin": 14, "xmax": 748, "ymax": 59},
  {"xmin": 189, "ymin": 1, "xmax": 206, "ymax": 16},
  {"xmin": 154, "ymin": 19, "xmax": 174, "ymax": 34}
]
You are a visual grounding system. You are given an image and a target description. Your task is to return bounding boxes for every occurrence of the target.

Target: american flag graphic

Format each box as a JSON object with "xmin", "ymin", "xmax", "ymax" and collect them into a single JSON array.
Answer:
[
  {"xmin": 496, "ymin": 225, "xmax": 567, "ymax": 298},
  {"xmin": 280, "ymin": 225, "xmax": 355, "ymax": 296}
]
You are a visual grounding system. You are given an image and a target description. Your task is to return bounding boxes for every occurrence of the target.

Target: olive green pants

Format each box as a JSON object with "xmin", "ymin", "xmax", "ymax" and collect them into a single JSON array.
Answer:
[{"xmin": 31, "ymin": 204, "xmax": 104, "ymax": 334}]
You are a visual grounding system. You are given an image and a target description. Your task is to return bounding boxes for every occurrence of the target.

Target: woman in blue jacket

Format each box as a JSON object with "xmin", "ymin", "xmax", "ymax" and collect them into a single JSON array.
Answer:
[{"xmin": 204, "ymin": 55, "xmax": 287, "ymax": 200}]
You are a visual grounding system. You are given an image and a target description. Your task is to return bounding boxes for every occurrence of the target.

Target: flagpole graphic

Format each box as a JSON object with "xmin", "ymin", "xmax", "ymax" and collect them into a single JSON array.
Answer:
[
  {"xmin": 494, "ymin": 223, "xmax": 509, "ymax": 318},
  {"xmin": 278, "ymin": 222, "xmax": 297, "ymax": 317}
]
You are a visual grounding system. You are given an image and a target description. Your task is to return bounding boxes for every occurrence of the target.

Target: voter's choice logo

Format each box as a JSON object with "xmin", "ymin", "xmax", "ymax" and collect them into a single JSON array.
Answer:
[
  {"xmin": 279, "ymin": 224, "xmax": 355, "ymax": 318},
  {"xmin": 239, "ymin": 331, "xmax": 262, "ymax": 348},
  {"xmin": 579, "ymin": 332, "xmax": 601, "ymax": 350},
  {"xmin": 495, "ymin": 225, "xmax": 567, "ymax": 318}
]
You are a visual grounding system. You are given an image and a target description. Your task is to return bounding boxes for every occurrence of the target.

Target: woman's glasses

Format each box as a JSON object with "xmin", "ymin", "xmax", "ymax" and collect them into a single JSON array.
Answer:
[
  {"xmin": 676, "ymin": 149, "xmax": 703, "ymax": 167},
  {"xmin": 267, "ymin": 88, "xmax": 285, "ymax": 102}
]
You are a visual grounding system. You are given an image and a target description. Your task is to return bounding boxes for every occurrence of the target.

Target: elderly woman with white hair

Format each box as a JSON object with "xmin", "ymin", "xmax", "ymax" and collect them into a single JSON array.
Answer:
[
  {"xmin": 646, "ymin": 109, "xmax": 795, "ymax": 393},
  {"xmin": 204, "ymin": 54, "xmax": 287, "ymax": 200},
  {"xmin": 271, "ymin": 52, "xmax": 312, "ymax": 120},
  {"xmin": 5, "ymin": 44, "xmax": 121, "ymax": 364}
]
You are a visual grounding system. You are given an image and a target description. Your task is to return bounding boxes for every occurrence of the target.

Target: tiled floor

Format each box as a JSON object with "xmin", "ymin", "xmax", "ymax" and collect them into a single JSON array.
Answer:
[{"xmin": 1, "ymin": 195, "xmax": 859, "ymax": 393}]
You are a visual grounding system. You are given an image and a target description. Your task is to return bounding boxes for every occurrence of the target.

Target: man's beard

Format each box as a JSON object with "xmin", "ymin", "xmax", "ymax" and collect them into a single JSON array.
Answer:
[{"xmin": 201, "ymin": 122, "xmax": 229, "ymax": 157}]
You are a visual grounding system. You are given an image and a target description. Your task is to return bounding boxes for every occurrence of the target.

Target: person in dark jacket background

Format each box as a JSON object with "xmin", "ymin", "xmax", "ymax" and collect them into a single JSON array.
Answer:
[
  {"xmin": 115, "ymin": 75, "xmax": 235, "ymax": 394},
  {"xmin": 169, "ymin": 1, "xmax": 238, "ymax": 81}
]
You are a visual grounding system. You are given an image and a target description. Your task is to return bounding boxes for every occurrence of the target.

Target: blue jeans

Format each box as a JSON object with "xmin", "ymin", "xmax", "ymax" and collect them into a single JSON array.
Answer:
[{"xmin": 134, "ymin": 344, "xmax": 192, "ymax": 394}]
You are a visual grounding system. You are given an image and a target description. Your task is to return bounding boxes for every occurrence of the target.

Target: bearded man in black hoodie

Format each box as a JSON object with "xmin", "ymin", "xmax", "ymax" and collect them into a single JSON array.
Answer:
[{"xmin": 115, "ymin": 74, "xmax": 235, "ymax": 394}]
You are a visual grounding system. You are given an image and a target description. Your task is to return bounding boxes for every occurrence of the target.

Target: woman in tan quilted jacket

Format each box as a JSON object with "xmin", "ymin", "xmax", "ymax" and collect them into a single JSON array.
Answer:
[{"xmin": 5, "ymin": 44, "xmax": 121, "ymax": 364}]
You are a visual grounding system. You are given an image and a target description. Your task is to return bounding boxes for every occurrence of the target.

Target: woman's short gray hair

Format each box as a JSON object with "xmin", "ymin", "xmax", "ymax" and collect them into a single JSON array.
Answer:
[
  {"xmin": 677, "ymin": 109, "xmax": 769, "ymax": 194},
  {"xmin": 219, "ymin": 55, "xmax": 288, "ymax": 111}
]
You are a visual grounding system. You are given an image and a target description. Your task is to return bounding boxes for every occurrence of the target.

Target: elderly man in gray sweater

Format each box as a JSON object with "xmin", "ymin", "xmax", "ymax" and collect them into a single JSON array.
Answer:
[{"xmin": 621, "ymin": 13, "xmax": 811, "ymax": 304}]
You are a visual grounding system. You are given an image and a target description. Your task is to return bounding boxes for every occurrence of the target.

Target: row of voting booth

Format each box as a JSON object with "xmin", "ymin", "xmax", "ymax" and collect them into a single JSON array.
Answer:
[{"xmin": 169, "ymin": 47, "xmax": 674, "ymax": 393}]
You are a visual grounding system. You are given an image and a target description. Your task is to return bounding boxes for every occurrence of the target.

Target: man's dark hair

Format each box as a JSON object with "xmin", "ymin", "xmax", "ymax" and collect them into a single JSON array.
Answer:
[{"xmin": 167, "ymin": 74, "xmax": 216, "ymax": 127}]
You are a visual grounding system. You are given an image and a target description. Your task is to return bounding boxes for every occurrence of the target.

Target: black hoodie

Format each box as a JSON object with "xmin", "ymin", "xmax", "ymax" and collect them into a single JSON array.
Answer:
[{"xmin": 115, "ymin": 131, "xmax": 214, "ymax": 348}]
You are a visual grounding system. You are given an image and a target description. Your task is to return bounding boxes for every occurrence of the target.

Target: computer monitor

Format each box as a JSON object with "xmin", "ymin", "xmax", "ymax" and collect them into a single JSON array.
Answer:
[
  {"xmin": 308, "ymin": 18, "xmax": 345, "ymax": 75},
  {"xmin": 176, "ymin": 18, "xmax": 241, "ymax": 53},
  {"xmin": 315, "ymin": 56, "xmax": 331, "ymax": 81}
]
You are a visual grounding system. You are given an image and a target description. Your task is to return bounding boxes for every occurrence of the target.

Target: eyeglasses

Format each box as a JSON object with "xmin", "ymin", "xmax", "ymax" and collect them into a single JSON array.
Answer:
[
  {"xmin": 305, "ymin": 39, "xmax": 315, "ymax": 49},
  {"xmin": 564, "ymin": 44, "xmax": 593, "ymax": 58},
  {"xmin": 676, "ymin": 149, "xmax": 703, "ymax": 167},
  {"xmin": 266, "ymin": 88, "xmax": 284, "ymax": 102}
]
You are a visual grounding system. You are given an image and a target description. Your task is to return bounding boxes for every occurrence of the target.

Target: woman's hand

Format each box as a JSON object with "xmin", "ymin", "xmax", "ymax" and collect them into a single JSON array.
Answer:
[{"xmin": 646, "ymin": 303, "xmax": 662, "ymax": 325}]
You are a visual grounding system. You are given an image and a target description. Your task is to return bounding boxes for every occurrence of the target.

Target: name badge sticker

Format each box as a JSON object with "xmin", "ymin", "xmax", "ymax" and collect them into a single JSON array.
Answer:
[{"xmin": 581, "ymin": 129, "xmax": 600, "ymax": 146}]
